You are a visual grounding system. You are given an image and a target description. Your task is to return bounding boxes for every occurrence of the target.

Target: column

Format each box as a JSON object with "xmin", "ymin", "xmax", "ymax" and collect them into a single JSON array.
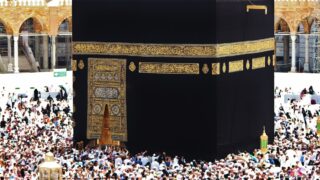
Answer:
[
  {"xmin": 43, "ymin": 35, "xmax": 49, "ymax": 69},
  {"xmin": 66, "ymin": 37, "xmax": 69, "ymax": 68},
  {"xmin": 51, "ymin": 35, "xmax": 56, "ymax": 69},
  {"xmin": 35, "ymin": 36, "xmax": 40, "ymax": 64},
  {"xmin": 7, "ymin": 35, "xmax": 13, "ymax": 72},
  {"xmin": 283, "ymin": 35, "xmax": 290, "ymax": 65},
  {"xmin": 67, "ymin": 36, "xmax": 71, "ymax": 69},
  {"xmin": 304, "ymin": 34, "xmax": 309, "ymax": 72},
  {"xmin": 290, "ymin": 34, "xmax": 297, "ymax": 72},
  {"xmin": 13, "ymin": 36, "xmax": 19, "ymax": 73}
]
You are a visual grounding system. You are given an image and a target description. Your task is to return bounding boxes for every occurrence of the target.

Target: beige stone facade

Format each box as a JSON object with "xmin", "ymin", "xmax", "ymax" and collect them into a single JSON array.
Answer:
[
  {"xmin": 0, "ymin": 0, "xmax": 72, "ymax": 73},
  {"xmin": 0, "ymin": 0, "xmax": 71, "ymax": 36},
  {"xmin": 275, "ymin": 0, "xmax": 320, "ymax": 34},
  {"xmin": 275, "ymin": 0, "xmax": 320, "ymax": 72}
]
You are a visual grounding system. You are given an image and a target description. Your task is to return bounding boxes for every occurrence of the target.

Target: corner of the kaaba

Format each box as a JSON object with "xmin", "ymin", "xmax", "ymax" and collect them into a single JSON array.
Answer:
[
  {"xmin": 214, "ymin": 52, "xmax": 275, "ymax": 159},
  {"xmin": 72, "ymin": 0, "xmax": 274, "ymax": 161},
  {"xmin": 214, "ymin": 0, "xmax": 275, "ymax": 158},
  {"xmin": 72, "ymin": 55, "xmax": 89, "ymax": 145}
]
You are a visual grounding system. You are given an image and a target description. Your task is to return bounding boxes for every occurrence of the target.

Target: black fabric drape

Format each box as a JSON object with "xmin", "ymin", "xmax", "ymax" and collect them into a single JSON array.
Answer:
[{"xmin": 73, "ymin": 0, "xmax": 274, "ymax": 160}]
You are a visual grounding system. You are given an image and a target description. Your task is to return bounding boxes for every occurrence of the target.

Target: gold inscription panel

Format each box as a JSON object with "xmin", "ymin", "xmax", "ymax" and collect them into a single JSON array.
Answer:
[
  {"xmin": 212, "ymin": 63, "xmax": 220, "ymax": 75},
  {"xmin": 252, "ymin": 57, "xmax": 266, "ymax": 69},
  {"xmin": 139, "ymin": 62, "xmax": 199, "ymax": 74},
  {"xmin": 229, "ymin": 60, "xmax": 244, "ymax": 73}
]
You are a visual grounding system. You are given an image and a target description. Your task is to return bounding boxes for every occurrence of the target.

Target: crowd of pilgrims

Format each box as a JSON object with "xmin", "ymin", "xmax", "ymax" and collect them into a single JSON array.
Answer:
[{"xmin": 0, "ymin": 85, "xmax": 319, "ymax": 179}]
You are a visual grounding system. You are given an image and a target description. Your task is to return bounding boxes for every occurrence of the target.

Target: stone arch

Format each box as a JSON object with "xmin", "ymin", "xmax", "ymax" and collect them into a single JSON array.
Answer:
[
  {"xmin": 275, "ymin": 18, "xmax": 291, "ymax": 33},
  {"xmin": 297, "ymin": 23, "xmax": 304, "ymax": 33},
  {"xmin": 296, "ymin": 16, "xmax": 317, "ymax": 34},
  {"xmin": 0, "ymin": 17, "xmax": 13, "ymax": 34},
  {"xmin": 57, "ymin": 16, "xmax": 72, "ymax": 32},
  {"xmin": 15, "ymin": 13, "xmax": 48, "ymax": 34},
  {"xmin": 67, "ymin": 16, "xmax": 72, "ymax": 32},
  {"xmin": 49, "ymin": 8, "xmax": 71, "ymax": 35},
  {"xmin": 18, "ymin": 16, "xmax": 45, "ymax": 33},
  {"xmin": 296, "ymin": 19, "xmax": 309, "ymax": 33},
  {"xmin": 309, "ymin": 17, "xmax": 320, "ymax": 33}
]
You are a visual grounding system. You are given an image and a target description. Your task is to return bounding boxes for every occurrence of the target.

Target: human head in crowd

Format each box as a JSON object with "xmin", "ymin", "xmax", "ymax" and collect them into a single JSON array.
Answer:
[{"xmin": 0, "ymin": 86, "xmax": 319, "ymax": 179}]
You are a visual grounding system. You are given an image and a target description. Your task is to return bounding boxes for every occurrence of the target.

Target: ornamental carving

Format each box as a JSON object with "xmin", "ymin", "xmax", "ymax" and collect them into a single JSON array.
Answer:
[
  {"xmin": 111, "ymin": 104, "xmax": 121, "ymax": 116},
  {"xmin": 139, "ymin": 62, "xmax": 199, "ymax": 74},
  {"xmin": 202, "ymin": 64, "xmax": 209, "ymax": 74},
  {"xmin": 129, "ymin": 62, "xmax": 136, "ymax": 72},
  {"xmin": 78, "ymin": 60, "xmax": 85, "ymax": 70},
  {"xmin": 246, "ymin": 60, "xmax": 251, "ymax": 70},
  {"xmin": 94, "ymin": 72, "xmax": 119, "ymax": 82},
  {"xmin": 94, "ymin": 87, "xmax": 120, "ymax": 99},
  {"xmin": 93, "ymin": 104, "xmax": 102, "ymax": 115},
  {"xmin": 222, "ymin": 63, "xmax": 227, "ymax": 73}
]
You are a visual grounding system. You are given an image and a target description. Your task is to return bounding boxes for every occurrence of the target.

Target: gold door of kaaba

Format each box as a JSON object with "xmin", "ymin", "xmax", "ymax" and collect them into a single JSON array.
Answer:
[{"xmin": 87, "ymin": 58, "xmax": 127, "ymax": 142}]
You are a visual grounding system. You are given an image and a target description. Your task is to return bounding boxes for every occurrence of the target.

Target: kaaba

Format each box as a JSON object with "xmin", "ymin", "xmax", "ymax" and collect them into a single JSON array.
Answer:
[{"xmin": 72, "ymin": 0, "xmax": 274, "ymax": 160}]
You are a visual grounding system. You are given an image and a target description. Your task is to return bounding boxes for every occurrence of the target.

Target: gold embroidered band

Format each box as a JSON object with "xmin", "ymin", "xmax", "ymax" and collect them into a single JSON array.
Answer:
[{"xmin": 73, "ymin": 38, "xmax": 274, "ymax": 58}]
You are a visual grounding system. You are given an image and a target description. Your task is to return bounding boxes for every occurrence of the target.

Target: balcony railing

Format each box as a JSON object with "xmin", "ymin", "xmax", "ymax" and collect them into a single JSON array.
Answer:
[{"xmin": 0, "ymin": 0, "xmax": 72, "ymax": 7}]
